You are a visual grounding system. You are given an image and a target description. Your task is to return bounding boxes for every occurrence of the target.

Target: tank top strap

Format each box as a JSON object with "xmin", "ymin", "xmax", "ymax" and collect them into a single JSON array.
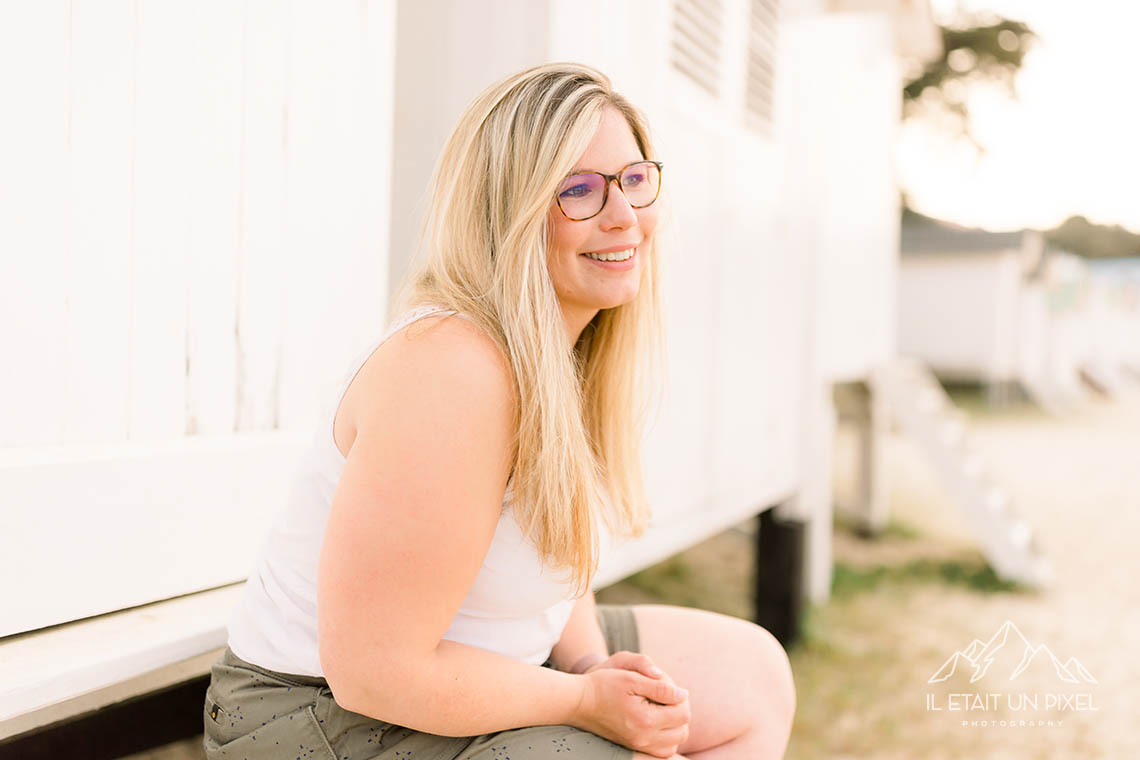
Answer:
[
  {"xmin": 330, "ymin": 305, "xmax": 468, "ymax": 403},
  {"xmin": 318, "ymin": 305, "xmax": 463, "ymax": 450}
]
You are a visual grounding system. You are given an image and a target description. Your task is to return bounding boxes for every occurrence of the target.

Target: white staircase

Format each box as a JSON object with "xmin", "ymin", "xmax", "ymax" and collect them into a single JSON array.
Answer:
[
  {"xmin": 869, "ymin": 357, "xmax": 1053, "ymax": 588},
  {"xmin": 1017, "ymin": 374, "xmax": 1082, "ymax": 416}
]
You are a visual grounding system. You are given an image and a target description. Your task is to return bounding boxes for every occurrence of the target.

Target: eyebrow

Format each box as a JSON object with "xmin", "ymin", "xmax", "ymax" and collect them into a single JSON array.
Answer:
[{"xmin": 566, "ymin": 158, "xmax": 647, "ymax": 177}]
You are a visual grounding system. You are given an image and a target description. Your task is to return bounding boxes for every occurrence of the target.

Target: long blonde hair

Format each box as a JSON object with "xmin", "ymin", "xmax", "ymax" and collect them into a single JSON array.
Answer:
[{"xmin": 390, "ymin": 62, "xmax": 666, "ymax": 597}]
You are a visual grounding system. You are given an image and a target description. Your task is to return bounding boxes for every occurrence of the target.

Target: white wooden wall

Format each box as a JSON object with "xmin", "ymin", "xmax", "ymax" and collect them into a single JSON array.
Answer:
[
  {"xmin": 808, "ymin": 15, "xmax": 900, "ymax": 384},
  {"xmin": 768, "ymin": 11, "xmax": 903, "ymax": 601},
  {"xmin": 897, "ymin": 251, "xmax": 1024, "ymax": 382},
  {"xmin": 633, "ymin": 0, "xmax": 804, "ymax": 568},
  {"xmin": 1085, "ymin": 262, "xmax": 1140, "ymax": 373},
  {"xmin": 2, "ymin": 0, "xmax": 905, "ymax": 637},
  {"xmin": 0, "ymin": 1, "xmax": 396, "ymax": 637}
]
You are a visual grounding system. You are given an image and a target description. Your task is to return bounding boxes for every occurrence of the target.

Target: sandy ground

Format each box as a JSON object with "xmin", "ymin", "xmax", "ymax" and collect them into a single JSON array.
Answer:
[
  {"xmin": 122, "ymin": 388, "xmax": 1140, "ymax": 759},
  {"xmin": 804, "ymin": 387, "xmax": 1140, "ymax": 760}
]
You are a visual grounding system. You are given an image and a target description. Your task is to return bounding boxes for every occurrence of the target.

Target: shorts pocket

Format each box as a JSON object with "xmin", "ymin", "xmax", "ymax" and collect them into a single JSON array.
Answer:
[
  {"xmin": 204, "ymin": 655, "xmax": 336, "ymax": 760},
  {"xmin": 204, "ymin": 696, "xmax": 335, "ymax": 760}
]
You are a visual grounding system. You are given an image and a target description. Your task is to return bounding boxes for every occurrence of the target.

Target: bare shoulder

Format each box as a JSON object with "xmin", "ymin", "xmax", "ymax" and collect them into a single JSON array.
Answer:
[
  {"xmin": 337, "ymin": 312, "xmax": 516, "ymax": 460},
  {"xmin": 395, "ymin": 312, "xmax": 512, "ymax": 377}
]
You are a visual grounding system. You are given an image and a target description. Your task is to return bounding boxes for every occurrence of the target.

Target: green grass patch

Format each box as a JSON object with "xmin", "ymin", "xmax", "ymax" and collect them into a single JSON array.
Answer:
[
  {"xmin": 943, "ymin": 381, "xmax": 1049, "ymax": 421},
  {"xmin": 616, "ymin": 556, "xmax": 710, "ymax": 608},
  {"xmin": 881, "ymin": 518, "xmax": 921, "ymax": 540},
  {"xmin": 831, "ymin": 555, "xmax": 1027, "ymax": 599},
  {"xmin": 623, "ymin": 554, "xmax": 691, "ymax": 590}
]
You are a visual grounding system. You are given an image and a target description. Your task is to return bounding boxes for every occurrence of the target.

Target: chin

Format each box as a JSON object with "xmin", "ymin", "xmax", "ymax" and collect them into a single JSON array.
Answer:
[{"xmin": 596, "ymin": 291, "xmax": 640, "ymax": 311}]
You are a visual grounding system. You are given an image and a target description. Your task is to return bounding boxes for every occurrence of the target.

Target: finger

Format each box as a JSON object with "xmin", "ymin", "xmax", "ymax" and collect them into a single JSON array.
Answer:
[
  {"xmin": 635, "ymin": 674, "xmax": 688, "ymax": 705},
  {"xmin": 610, "ymin": 652, "xmax": 666, "ymax": 680},
  {"xmin": 656, "ymin": 724, "xmax": 689, "ymax": 749},
  {"xmin": 638, "ymin": 654, "xmax": 665, "ymax": 678},
  {"xmin": 646, "ymin": 699, "xmax": 692, "ymax": 730}
]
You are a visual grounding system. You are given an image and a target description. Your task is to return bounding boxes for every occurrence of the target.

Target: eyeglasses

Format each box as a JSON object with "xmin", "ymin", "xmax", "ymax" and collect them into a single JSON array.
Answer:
[{"xmin": 555, "ymin": 160, "xmax": 664, "ymax": 221}]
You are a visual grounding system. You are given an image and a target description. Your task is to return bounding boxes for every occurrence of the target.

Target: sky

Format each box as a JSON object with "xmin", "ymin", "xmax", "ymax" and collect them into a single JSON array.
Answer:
[{"xmin": 896, "ymin": 0, "xmax": 1140, "ymax": 234}]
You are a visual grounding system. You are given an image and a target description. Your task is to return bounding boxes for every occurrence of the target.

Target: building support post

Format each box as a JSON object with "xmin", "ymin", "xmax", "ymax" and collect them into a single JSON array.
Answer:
[
  {"xmin": 754, "ymin": 506, "xmax": 806, "ymax": 648},
  {"xmin": 851, "ymin": 378, "xmax": 890, "ymax": 536}
]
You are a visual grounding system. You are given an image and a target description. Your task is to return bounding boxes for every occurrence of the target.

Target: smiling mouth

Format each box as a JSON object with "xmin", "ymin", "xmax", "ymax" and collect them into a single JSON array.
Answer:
[{"xmin": 582, "ymin": 247, "xmax": 636, "ymax": 262}]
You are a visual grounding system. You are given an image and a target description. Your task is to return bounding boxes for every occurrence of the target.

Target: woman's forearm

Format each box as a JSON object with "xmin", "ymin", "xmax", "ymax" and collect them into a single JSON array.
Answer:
[
  {"xmin": 337, "ymin": 638, "xmax": 587, "ymax": 737},
  {"xmin": 548, "ymin": 589, "xmax": 609, "ymax": 673}
]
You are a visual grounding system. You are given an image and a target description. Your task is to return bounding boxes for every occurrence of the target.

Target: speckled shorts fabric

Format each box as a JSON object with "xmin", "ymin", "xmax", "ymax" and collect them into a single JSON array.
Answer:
[{"xmin": 203, "ymin": 604, "xmax": 639, "ymax": 760}]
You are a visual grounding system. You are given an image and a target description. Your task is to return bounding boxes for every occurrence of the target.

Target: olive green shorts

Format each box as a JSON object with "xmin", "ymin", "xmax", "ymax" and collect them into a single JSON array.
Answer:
[{"xmin": 204, "ymin": 604, "xmax": 640, "ymax": 759}]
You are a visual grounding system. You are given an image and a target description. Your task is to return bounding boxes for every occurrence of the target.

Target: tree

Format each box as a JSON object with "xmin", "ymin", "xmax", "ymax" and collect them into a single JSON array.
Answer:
[
  {"xmin": 900, "ymin": 13, "xmax": 1140, "ymax": 252},
  {"xmin": 1046, "ymin": 216, "xmax": 1140, "ymax": 260},
  {"xmin": 902, "ymin": 13, "xmax": 1037, "ymax": 151}
]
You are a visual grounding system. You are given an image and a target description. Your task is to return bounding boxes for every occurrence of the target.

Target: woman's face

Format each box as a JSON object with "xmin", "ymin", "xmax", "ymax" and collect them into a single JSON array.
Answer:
[{"xmin": 546, "ymin": 106, "xmax": 659, "ymax": 337}]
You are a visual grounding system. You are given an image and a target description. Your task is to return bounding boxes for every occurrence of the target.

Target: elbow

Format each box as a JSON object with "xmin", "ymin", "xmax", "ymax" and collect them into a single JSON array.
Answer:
[
  {"xmin": 319, "ymin": 636, "xmax": 424, "ymax": 719},
  {"xmin": 317, "ymin": 610, "xmax": 376, "ymax": 714},
  {"xmin": 318, "ymin": 627, "xmax": 386, "ymax": 716},
  {"xmin": 321, "ymin": 653, "xmax": 385, "ymax": 718},
  {"xmin": 319, "ymin": 640, "xmax": 366, "ymax": 715}
]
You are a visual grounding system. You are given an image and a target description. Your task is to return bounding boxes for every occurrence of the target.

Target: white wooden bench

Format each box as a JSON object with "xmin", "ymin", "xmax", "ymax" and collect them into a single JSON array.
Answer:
[{"xmin": 0, "ymin": 585, "xmax": 239, "ymax": 740}]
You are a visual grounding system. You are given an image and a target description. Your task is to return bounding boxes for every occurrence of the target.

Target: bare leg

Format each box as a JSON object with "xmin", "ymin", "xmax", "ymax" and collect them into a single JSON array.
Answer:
[{"xmin": 630, "ymin": 604, "xmax": 796, "ymax": 760}]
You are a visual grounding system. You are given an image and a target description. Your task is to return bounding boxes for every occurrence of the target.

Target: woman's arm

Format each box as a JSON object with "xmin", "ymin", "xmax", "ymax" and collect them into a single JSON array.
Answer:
[
  {"xmin": 548, "ymin": 589, "xmax": 610, "ymax": 673},
  {"xmin": 343, "ymin": 638, "xmax": 586, "ymax": 736},
  {"xmin": 319, "ymin": 315, "xmax": 586, "ymax": 735}
]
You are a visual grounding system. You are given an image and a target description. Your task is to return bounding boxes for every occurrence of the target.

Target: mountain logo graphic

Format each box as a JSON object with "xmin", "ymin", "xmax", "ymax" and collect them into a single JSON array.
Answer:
[{"xmin": 927, "ymin": 620, "xmax": 1097, "ymax": 685}]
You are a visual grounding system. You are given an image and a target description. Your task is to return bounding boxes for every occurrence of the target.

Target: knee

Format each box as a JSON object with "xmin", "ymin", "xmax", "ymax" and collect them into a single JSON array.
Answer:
[{"xmin": 748, "ymin": 624, "xmax": 797, "ymax": 727}]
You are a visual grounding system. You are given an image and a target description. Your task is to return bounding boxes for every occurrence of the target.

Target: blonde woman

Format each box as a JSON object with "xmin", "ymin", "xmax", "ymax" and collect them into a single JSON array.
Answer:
[{"xmin": 204, "ymin": 62, "xmax": 795, "ymax": 760}]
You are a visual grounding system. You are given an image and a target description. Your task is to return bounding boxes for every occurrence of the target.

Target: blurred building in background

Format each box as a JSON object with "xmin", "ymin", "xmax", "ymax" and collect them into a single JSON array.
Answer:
[{"xmin": 899, "ymin": 208, "xmax": 1140, "ymax": 411}]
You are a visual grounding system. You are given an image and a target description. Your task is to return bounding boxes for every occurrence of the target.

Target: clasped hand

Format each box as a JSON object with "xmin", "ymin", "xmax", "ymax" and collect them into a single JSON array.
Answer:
[{"xmin": 573, "ymin": 651, "xmax": 691, "ymax": 759}]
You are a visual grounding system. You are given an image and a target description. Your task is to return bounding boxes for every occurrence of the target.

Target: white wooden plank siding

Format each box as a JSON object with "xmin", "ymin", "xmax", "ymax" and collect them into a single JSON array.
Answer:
[
  {"xmin": 278, "ymin": 0, "xmax": 389, "ymax": 433},
  {"xmin": 1, "ymin": 433, "xmax": 307, "ymax": 637},
  {"xmin": 236, "ymin": 0, "xmax": 289, "ymax": 432},
  {"xmin": 184, "ymin": 1, "xmax": 243, "ymax": 437},
  {"xmin": 1, "ymin": 1, "xmax": 398, "ymax": 638},
  {"xmin": 642, "ymin": 111, "xmax": 720, "ymax": 530},
  {"xmin": 67, "ymin": 1, "xmax": 134, "ymax": 446},
  {"xmin": 133, "ymin": 2, "xmax": 193, "ymax": 441},
  {"xmin": 0, "ymin": 3, "xmax": 70, "ymax": 447}
]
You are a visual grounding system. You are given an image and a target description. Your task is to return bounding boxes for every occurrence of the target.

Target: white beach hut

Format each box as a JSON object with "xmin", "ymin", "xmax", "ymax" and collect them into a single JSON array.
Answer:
[
  {"xmin": 898, "ymin": 209, "xmax": 1140, "ymax": 409},
  {"xmin": 0, "ymin": 0, "xmax": 943, "ymax": 744}
]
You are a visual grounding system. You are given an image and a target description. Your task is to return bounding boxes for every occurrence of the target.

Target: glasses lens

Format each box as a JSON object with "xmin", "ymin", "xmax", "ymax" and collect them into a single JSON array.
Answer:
[
  {"xmin": 620, "ymin": 162, "xmax": 660, "ymax": 208},
  {"xmin": 557, "ymin": 172, "xmax": 606, "ymax": 220}
]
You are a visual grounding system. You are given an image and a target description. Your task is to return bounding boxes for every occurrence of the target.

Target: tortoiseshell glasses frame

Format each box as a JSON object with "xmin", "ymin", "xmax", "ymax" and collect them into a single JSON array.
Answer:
[{"xmin": 554, "ymin": 160, "xmax": 664, "ymax": 221}]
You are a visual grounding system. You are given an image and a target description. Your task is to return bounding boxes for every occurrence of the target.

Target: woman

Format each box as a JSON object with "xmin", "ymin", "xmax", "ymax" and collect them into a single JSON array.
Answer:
[{"xmin": 204, "ymin": 62, "xmax": 795, "ymax": 760}]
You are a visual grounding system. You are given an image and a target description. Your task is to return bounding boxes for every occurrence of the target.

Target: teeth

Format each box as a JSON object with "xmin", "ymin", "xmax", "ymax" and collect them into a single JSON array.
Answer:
[{"xmin": 584, "ymin": 248, "xmax": 635, "ymax": 262}]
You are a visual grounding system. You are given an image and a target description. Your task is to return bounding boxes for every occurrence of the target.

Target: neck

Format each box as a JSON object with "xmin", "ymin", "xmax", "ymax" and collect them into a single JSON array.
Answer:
[{"xmin": 562, "ymin": 305, "xmax": 600, "ymax": 351}]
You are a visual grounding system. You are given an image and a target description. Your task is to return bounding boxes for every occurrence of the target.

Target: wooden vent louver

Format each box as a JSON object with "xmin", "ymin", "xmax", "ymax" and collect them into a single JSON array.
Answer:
[
  {"xmin": 745, "ymin": 0, "xmax": 778, "ymax": 132},
  {"xmin": 670, "ymin": 0, "xmax": 725, "ymax": 97}
]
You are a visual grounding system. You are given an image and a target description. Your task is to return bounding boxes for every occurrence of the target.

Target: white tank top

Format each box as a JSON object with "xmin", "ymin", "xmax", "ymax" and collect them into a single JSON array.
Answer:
[{"xmin": 227, "ymin": 305, "xmax": 614, "ymax": 676}]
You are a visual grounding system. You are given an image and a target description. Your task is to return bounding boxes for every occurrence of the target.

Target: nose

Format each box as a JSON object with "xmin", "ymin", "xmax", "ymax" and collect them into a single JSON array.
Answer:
[{"xmin": 598, "ymin": 177, "xmax": 638, "ymax": 229}]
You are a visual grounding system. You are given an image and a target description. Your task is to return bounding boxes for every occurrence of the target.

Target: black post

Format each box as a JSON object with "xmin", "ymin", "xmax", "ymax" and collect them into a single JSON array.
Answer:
[{"xmin": 753, "ymin": 506, "xmax": 806, "ymax": 649}]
